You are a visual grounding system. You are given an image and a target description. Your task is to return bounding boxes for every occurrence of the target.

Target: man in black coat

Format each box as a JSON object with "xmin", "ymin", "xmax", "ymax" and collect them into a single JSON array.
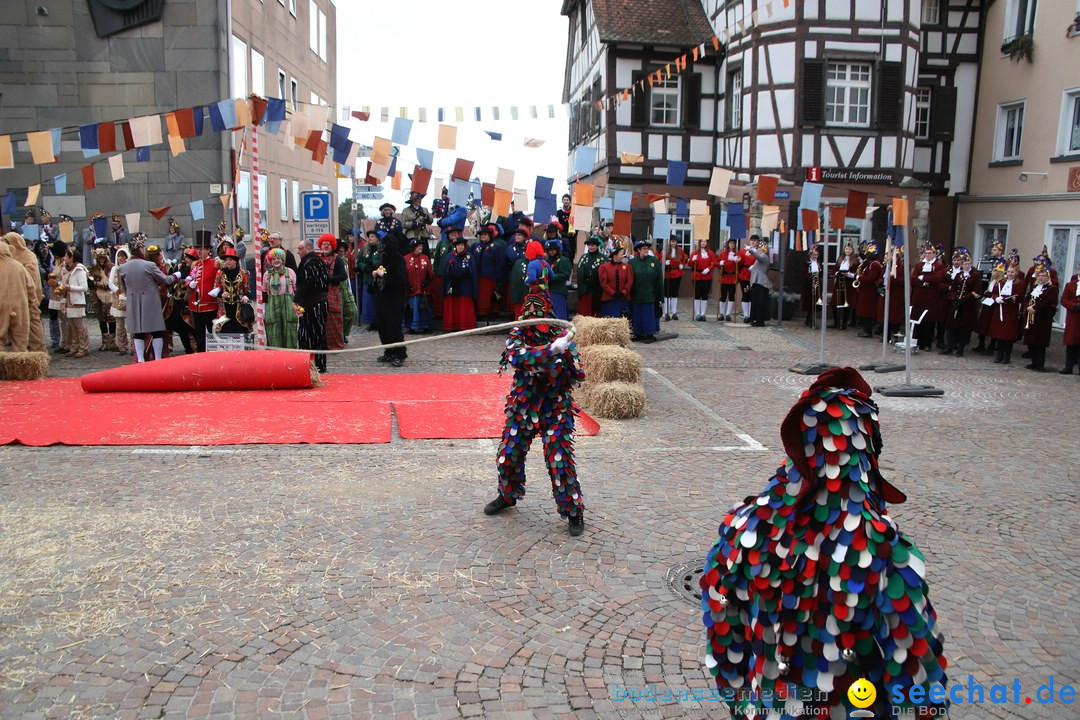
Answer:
[
  {"xmin": 372, "ymin": 230, "xmax": 409, "ymax": 367},
  {"xmin": 295, "ymin": 238, "xmax": 330, "ymax": 373}
]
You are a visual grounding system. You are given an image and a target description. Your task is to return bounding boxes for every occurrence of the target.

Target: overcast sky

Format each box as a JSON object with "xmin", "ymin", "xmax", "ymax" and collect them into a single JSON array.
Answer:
[{"xmin": 334, "ymin": 0, "xmax": 571, "ymax": 216}]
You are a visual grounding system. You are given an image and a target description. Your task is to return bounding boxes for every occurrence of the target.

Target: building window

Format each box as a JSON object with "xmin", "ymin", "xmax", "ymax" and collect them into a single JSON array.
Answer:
[
  {"xmin": 250, "ymin": 49, "xmax": 264, "ymax": 98},
  {"xmin": 975, "ymin": 224, "xmax": 1008, "ymax": 263},
  {"xmin": 257, "ymin": 174, "xmax": 268, "ymax": 227},
  {"xmin": 280, "ymin": 179, "xmax": 289, "ymax": 221},
  {"xmin": 230, "ymin": 36, "xmax": 248, "ymax": 99},
  {"xmin": 318, "ymin": 8, "xmax": 327, "ymax": 61},
  {"xmin": 277, "ymin": 69, "xmax": 287, "ymax": 98},
  {"xmin": 1060, "ymin": 88, "xmax": 1080, "ymax": 154},
  {"xmin": 650, "ymin": 74, "xmax": 680, "ymax": 127},
  {"xmin": 825, "ymin": 62, "xmax": 872, "ymax": 127},
  {"xmin": 239, "ymin": 171, "xmax": 252, "ymax": 233},
  {"xmin": 580, "ymin": 6, "xmax": 588, "ymax": 47},
  {"xmin": 309, "ymin": 0, "xmax": 318, "ymax": 54},
  {"xmin": 1003, "ymin": 0, "xmax": 1037, "ymax": 40},
  {"xmin": 291, "ymin": 180, "xmax": 300, "ymax": 221},
  {"xmin": 726, "ymin": 66, "xmax": 743, "ymax": 131},
  {"xmin": 290, "ymin": 78, "xmax": 298, "ymax": 112},
  {"xmin": 310, "ymin": 91, "xmax": 320, "ymax": 106},
  {"xmin": 995, "ymin": 101, "xmax": 1025, "ymax": 160},
  {"xmin": 915, "ymin": 87, "xmax": 932, "ymax": 140},
  {"xmin": 922, "ymin": 0, "xmax": 941, "ymax": 25},
  {"xmin": 289, "ymin": 0, "xmax": 296, "ymax": 16}
]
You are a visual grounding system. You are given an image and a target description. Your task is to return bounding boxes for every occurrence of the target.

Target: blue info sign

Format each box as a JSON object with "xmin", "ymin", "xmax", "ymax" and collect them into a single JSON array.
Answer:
[{"xmin": 301, "ymin": 190, "xmax": 334, "ymax": 242}]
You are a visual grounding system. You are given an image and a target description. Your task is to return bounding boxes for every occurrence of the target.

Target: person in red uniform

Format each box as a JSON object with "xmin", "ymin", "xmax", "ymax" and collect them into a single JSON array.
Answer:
[
  {"xmin": 186, "ymin": 230, "xmax": 219, "ymax": 352},
  {"xmin": 832, "ymin": 242, "xmax": 857, "ymax": 329},
  {"xmin": 598, "ymin": 241, "xmax": 633, "ymax": 318},
  {"xmin": 876, "ymin": 246, "xmax": 906, "ymax": 339},
  {"xmin": 737, "ymin": 240, "xmax": 756, "ymax": 323},
  {"xmin": 717, "ymin": 238, "xmax": 740, "ymax": 321},
  {"xmin": 1060, "ymin": 270, "xmax": 1080, "ymax": 374},
  {"xmin": 855, "ymin": 243, "xmax": 884, "ymax": 337},
  {"xmin": 660, "ymin": 239, "xmax": 686, "ymax": 321},
  {"xmin": 1022, "ymin": 264, "xmax": 1059, "ymax": 372},
  {"xmin": 988, "ymin": 263, "xmax": 1024, "ymax": 364},
  {"xmin": 941, "ymin": 250, "xmax": 982, "ymax": 356},
  {"xmin": 687, "ymin": 238, "xmax": 715, "ymax": 321},
  {"xmin": 910, "ymin": 242, "xmax": 946, "ymax": 350},
  {"xmin": 1025, "ymin": 249, "xmax": 1059, "ymax": 288},
  {"xmin": 801, "ymin": 243, "xmax": 824, "ymax": 328},
  {"xmin": 405, "ymin": 238, "xmax": 435, "ymax": 333}
]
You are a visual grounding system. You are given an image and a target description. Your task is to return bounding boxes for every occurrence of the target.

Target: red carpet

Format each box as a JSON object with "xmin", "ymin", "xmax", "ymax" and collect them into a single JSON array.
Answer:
[{"xmin": 0, "ymin": 374, "xmax": 598, "ymax": 446}]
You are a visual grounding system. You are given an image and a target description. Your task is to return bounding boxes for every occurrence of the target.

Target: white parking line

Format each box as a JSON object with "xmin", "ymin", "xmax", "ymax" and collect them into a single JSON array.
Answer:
[{"xmin": 643, "ymin": 367, "xmax": 768, "ymax": 452}]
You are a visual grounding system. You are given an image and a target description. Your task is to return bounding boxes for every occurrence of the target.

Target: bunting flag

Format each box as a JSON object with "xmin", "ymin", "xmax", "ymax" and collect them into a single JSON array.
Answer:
[
  {"xmin": 126, "ymin": 213, "xmax": 140, "ymax": 233},
  {"xmin": 190, "ymin": 199, "xmax": 204, "ymax": 221},
  {"xmin": 573, "ymin": 183, "xmax": 594, "ymax": 206},
  {"xmin": 54, "ymin": 173, "xmax": 67, "ymax": 194},
  {"xmin": 829, "ymin": 206, "xmax": 847, "ymax": 231},
  {"xmin": 149, "ymin": 206, "xmax": 171, "ymax": 221},
  {"xmin": 756, "ymin": 174, "xmax": 779, "ymax": 203},
  {"xmin": 109, "ymin": 154, "xmax": 125, "ymax": 181},
  {"xmin": 846, "ymin": 190, "xmax": 868, "ymax": 219},
  {"xmin": 452, "ymin": 158, "xmax": 473, "ymax": 181},
  {"xmin": 26, "ymin": 184, "xmax": 40, "ymax": 206},
  {"xmin": 59, "ymin": 221, "xmax": 74, "ymax": 244},
  {"xmin": 667, "ymin": 160, "xmax": 688, "ymax": 186},
  {"xmin": 81, "ymin": 164, "xmax": 96, "ymax": 190},
  {"xmin": 801, "ymin": 208, "xmax": 820, "ymax": 232},
  {"xmin": 620, "ymin": 152, "xmax": 644, "ymax": 164},
  {"xmin": 708, "ymin": 167, "xmax": 733, "ymax": 197},
  {"xmin": 28, "ymin": 131, "xmax": 56, "ymax": 164},
  {"xmin": 0, "ymin": 135, "xmax": 12, "ymax": 169},
  {"xmin": 891, "ymin": 197, "xmax": 909, "ymax": 226}
]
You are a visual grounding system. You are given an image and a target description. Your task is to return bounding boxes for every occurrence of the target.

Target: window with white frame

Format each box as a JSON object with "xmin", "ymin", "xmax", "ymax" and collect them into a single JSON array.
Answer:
[
  {"xmin": 727, "ymin": 66, "xmax": 743, "ymax": 131},
  {"xmin": 280, "ymin": 179, "xmax": 289, "ymax": 221},
  {"xmin": 1003, "ymin": 0, "xmax": 1037, "ymax": 40},
  {"xmin": 238, "ymin": 171, "xmax": 252, "ymax": 233},
  {"xmin": 825, "ymin": 62, "xmax": 872, "ymax": 127},
  {"xmin": 250, "ymin": 49, "xmax": 264, "ymax": 98},
  {"xmin": 995, "ymin": 101, "xmax": 1025, "ymax": 161},
  {"xmin": 310, "ymin": 91, "xmax": 320, "ymax": 106},
  {"xmin": 318, "ymin": 9, "xmax": 327, "ymax": 61},
  {"xmin": 922, "ymin": 0, "xmax": 941, "ymax": 25},
  {"xmin": 669, "ymin": 214, "xmax": 694, "ymax": 254},
  {"xmin": 230, "ymin": 36, "xmax": 248, "ymax": 98},
  {"xmin": 650, "ymin": 73, "xmax": 680, "ymax": 127},
  {"xmin": 290, "ymin": 78, "xmax": 298, "ymax": 112},
  {"xmin": 975, "ymin": 224, "xmax": 1008, "ymax": 262},
  {"xmin": 309, "ymin": 0, "xmax": 318, "ymax": 53},
  {"xmin": 257, "ymin": 174, "xmax": 268, "ymax": 227},
  {"xmin": 291, "ymin": 180, "xmax": 300, "ymax": 221},
  {"xmin": 289, "ymin": 0, "xmax": 296, "ymax": 16},
  {"xmin": 915, "ymin": 87, "xmax": 932, "ymax": 140},
  {"xmin": 277, "ymin": 69, "xmax": 286, "ymax": 98},
  {"xmin": 1060, "ymin": 88, "xmax": 1080, "ymax": 155}
]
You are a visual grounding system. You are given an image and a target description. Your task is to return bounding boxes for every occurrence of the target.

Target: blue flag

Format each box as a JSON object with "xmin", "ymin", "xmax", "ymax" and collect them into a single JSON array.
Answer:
[
  {"xmin": 55, "ymin": 173, "xmax": 67, "ymax": 194},
  {"xmin": 391, "ymin": 117, "xmax": 413, "ymax": 145},
  {"xmin": 667, "ymin": 160, "xmax": 688, "ymax": 186},
  {"xmin": 208, "ymin": 104, "xmax": 226, "ymax": 132}
]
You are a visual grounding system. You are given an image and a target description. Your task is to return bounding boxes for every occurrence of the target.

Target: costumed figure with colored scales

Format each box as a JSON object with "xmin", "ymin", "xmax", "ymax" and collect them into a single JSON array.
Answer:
[
  {"xmin": 482, "ymin": 278, "xmax": 586, "ymax": 537},
  {"xmin": 702, "ymin": 368, "xmax": 947, "ymax": 720}
]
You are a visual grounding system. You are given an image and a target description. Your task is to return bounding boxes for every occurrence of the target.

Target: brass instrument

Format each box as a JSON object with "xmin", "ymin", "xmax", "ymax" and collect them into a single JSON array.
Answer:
[
  {"xmin": 851, "ymin": 259, "xmax": 864, "ymax": 290},
  {"xmin": 836, "ymin": 261, "xmax": 850, "ymax": 308},
  {"xmin": 1024, "ymin": 295, "xmax": 1037, "ymax": 330},
  {"xmin": 812, "ymin": 263, "xmax": 823, "ymax": 305}
]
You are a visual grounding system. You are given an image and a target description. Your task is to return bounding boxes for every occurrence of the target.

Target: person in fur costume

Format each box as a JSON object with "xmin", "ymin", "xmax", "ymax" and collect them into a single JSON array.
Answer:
[
  {"xmin": 702, "ymin": 367, "xmax": 947, "ymax": 719},
  {"xmin": 108, "ymin": 247, "xmax": 130, "ymax": 354},
  {"xmin": 0, "ymin": 243, "xmax": 34, "ymax": 351},
  {"xmin": 482, "ymin": 287, "xmax": 586, "ymax": 537},
  {"xmin": 2, "ymin": 232, "xmax": 46, "ymax": 352},
  {"xmin": 88, "ymin": 249, "xmax": 117, "ymax": 351}
]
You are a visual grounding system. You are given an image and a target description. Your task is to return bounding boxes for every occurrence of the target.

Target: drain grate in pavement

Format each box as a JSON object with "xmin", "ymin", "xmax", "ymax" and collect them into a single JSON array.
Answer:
[{"xmin": 667, "ymin": 562, "xmax": 705, "ymax": 605}]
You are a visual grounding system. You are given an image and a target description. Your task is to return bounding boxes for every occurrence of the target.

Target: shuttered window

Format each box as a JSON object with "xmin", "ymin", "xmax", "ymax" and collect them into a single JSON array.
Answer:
[{"xmin": 825, "ymin": 62, "xmax": 872, "ymax": 127}]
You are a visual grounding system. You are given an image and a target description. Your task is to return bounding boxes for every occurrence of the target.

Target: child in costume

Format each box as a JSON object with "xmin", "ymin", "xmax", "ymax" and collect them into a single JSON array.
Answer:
[
  {"xmin": 483, "ymin": 285, "xmax": 586, "ymax": 536},
  {"xmin": 702, "ymin": 367, "xmax": 947, "ymax": 719}
]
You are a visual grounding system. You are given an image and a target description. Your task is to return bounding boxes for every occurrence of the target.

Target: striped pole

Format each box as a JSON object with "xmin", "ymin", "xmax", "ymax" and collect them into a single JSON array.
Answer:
[{"xmin": 251, "ymin": 122, "xmax": 266, "ymax": 348}]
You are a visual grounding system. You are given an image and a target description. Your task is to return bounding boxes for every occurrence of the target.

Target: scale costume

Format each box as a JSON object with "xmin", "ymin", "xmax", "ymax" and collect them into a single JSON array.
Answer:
[
  {"xmin": 493, "ymin": 292, "xmax": 585, "ymax": 523},
  {"xmin": 702, "ymin": 368, "xmax": 947, "ymax": 720}
]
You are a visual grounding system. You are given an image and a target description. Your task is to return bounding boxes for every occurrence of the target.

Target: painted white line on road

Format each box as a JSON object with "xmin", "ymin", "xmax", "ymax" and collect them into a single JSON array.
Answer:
[{"xmin": 643, "ymin": 367, "xmax": 768, "ymax": 452}]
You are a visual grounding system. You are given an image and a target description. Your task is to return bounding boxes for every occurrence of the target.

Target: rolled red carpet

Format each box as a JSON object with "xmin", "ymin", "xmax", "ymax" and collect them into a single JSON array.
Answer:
[{"xmin": 80, "ymin": 350, "xmax": 314, "ymax": 393}]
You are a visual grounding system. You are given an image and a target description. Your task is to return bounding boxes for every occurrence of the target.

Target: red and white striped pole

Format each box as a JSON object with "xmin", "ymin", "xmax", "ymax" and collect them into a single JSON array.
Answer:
[{"xmin": 251, "ymin": 121, "xmax": 266, "ymax": 348}]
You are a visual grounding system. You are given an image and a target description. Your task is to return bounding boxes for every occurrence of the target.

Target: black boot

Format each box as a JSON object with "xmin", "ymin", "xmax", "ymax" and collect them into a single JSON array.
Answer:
[
  {"xmin": 993, "ymin": 350, "xmax": 1004, "ymax": 364},
  {"xmin": 973, "ymin": 338, "xmax": 986, "ymax": 353},
  {"xmin": 1003, "ymin": 347, "xmax": 1012, "ymax": 365},
  {"xmin": 483, "ymin": 496, "xmax": 515, "ymax": 515},
  {"xmin": 568, "ymin": 513, "xmax": 584, "ymax": 536},
  {"xmin": 955, "ymin": 344, "xmax": 965, "ymax": 357}
]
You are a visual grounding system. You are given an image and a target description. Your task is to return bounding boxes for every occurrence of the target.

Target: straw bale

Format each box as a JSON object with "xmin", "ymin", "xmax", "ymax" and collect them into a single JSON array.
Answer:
[
  {"xmin": 0, "ymin": 351, "xmax": 49, "ymax": 381},
  {"xmin": 579, "ymin": 345, "xmax": 642, "ymax": 384},
  {"xmin": 572, "ymin": 315, "xmax": 631, "ymax": 348},
  {"xmin": 577, "ymin": 381, "xmax": 646, "ymax": 419}
]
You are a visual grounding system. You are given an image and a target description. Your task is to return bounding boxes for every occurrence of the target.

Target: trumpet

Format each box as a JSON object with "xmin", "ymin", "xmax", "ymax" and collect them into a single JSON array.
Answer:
[
  {"xmin": 812, "ymin": 266, "xmax": 823, "ymax": 305},
  {"xmin": 1024, "ymin": 296, "xmax": 1037, "ymax": 330}
]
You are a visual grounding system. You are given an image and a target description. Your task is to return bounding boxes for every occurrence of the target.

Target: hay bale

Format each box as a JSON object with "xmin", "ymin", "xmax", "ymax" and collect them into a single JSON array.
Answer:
[
  {"xmin": 579, "ymin": 345, "xmax": 642, "ymax": 384},
  {"xmin": 572, "ymin": 315, "xmax": 631, "ymax": 348},
  {"xmin": 577, "ymin": 381, "xmax": 646, "ymax": 419},
  {"xmin": 0, "ymin": 351, "xmax": 49, "ymax": 381}
]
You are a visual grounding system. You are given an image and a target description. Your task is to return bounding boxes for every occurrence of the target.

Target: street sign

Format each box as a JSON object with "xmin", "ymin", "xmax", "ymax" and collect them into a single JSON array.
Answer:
[
  {"xmin": 806, "ymin": 166, "xmax": 822, "ymax": 182},
  {"xmin": 775, "ymin": 190, "xmax": 790, "ymax": 199},
  {"xmin": 354, "ymin": 184, "xmax": 382, "ymax": 194},
  {"xmin": 301, "ymin": 190, "xmax": 334, "ymax": 243},
  {"xmin": 357, "ymin": 193, "xmax": 383, "ymax": 200}
]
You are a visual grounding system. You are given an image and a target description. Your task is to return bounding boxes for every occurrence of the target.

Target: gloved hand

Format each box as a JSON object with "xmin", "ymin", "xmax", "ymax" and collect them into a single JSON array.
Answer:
[
  {"xmin": 918, "ymin": 275, "xmax": 924, "ymax": 281},
  {"xmin": 188, "ymin": 281, "xmax": 197, "ymax": 289},
  {"xmin": 995, "ymin": 296, "xmax": 1003, "ymax": 304},
  {"xmin": 550, "ymin": 330, "xmax": 573, "ymax": 354},
  {"xmin": 702, "ymin": 267, "xmax": 710, "ymax": 275},
  {"xmin": 173, "ymin": 271, "xmax": 182, "ymax": 278},
  {"xmin": 209, "ymin": 287, "xmax": 222, "ymax": 298}
]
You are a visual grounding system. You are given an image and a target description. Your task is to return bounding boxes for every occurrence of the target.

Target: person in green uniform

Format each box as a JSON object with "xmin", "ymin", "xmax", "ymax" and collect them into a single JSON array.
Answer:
[
  {"xmin": 357, "ymin": 230, "xmax": 382, "ymax": 331},
  {"xmin": 628, "ymin": 239, "xmax": 662, "ymax": 343},
  {"xmin": 545, "ymin": 240, "xmax": 572, "ymax": 320},
  {"xmin": 576, "ymin": 235, "xmax": 606, "ymax": 317}
]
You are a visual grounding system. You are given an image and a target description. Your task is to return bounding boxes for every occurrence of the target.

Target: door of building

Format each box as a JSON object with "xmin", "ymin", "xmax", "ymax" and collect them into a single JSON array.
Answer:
[{"xmin": 1049, "ymin": 225, "xmax": 1080, "ymax": 327}]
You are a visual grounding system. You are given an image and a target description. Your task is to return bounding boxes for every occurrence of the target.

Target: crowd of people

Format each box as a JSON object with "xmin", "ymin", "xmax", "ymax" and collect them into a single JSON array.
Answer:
[{"xmin": 3, "ymin": 200, "xmax": 1076, "ymax": 375}]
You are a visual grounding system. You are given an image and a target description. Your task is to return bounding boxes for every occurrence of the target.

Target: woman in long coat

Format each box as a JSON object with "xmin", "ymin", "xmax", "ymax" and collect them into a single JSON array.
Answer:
[
  {"xmin": 372, "ymin": 231, "xmax": 408, "ymax": 367},
  {"xmin": 117, "ymin": 242, "xmax": 176, "ymax": 362},
  {"xmin": 1060, "ymin": 272, "xmax": 1080, "ymax": 374}
]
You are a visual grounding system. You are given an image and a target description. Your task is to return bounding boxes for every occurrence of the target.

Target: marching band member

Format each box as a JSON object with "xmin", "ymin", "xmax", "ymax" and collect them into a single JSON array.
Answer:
[
  {"xmin": 187, "ymin": 231, "xmax": 218, "ymax": 352},
  {"xmin": 546, "ymin": 239, "xmax": 572, "ymax": 321},
  {"xmin": 598, "ymin": 241, "xmax": 633, "ymax": 318},
  {"xmin": 628, "ymin": 239, "xmax": 661, "ymax": 343},
  {"xmin": 1060, "ymin": 270, "xmax": 1080, "ymax": 374},
  {"xmin": 910, "ymin": 242, "xmax": 946, "ymax": 350},
  {"xmin": 801, "ymin": 243, "xmax": 823, "ymax": 329},
  {"xmin": 404, "ymin": 238, "xmax": 435, "ymax": 334},
  {"xmin": 717, "ymin": 238, "xmax": 739, "ymax": 322},
  {"xmin": 687, "ymin": 237, "xmax": 715, "ymax": 321},
  {"xmin": 212, "ymin": 247, "xmax": 251, "ymax": 335},
  {"xmin": 988, "ymin": 263, "xmax": 1024, "ymax": 365},
  {"xmin": 941, "ymin": 249, "xmax": 982, "ymax": 356},
  {"xmin": 831, "ymin": 241, "xmax": 856, "ymax": 330},
  {"xmin": 877, "ymin": 245, "xmax": 905, "ymax": 339},
  {"xmin": 442, "ymin": 232, "xmax": 479, "ymax": 331},
  {"xmin": 1022, "ymin": 263, "xmax": 1058, "ymax": 372},
  {"xmin": 747, "ymin": 235, "xmax": 771, "ymax": 327},
  {"xmin": 118, "ymin": 239, "xmax": 178, "ymax": 362},
  {"xmin": 855, "ymin": 242, "xmax": 884, "ymax": 337}
]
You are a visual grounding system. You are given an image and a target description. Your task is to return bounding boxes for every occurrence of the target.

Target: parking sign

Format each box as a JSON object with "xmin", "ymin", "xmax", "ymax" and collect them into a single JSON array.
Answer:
[{"xmin": 301, "ymin": 190, "xmax": 334, "ymax": 243}]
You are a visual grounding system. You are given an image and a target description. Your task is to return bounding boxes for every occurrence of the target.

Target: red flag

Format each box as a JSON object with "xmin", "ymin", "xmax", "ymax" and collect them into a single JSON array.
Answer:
[
  {"xmin": 846, "ymin": 190, "xmax": 868, "ymax": 220},
  {"xmin": 250, "ymin": 96, "xmax": 268, "ymax": 126},
  {"xmin": 121, "ymin": 122, "xmax": 135, "ymax": 151},
  {"xmin": 481, "ymin": 182, "xmax": 495, "ymax": 207},
  {"xmin": 364, "ymin": 161, "xmax": 379, "ymax": 186},
  {"xmin": 351, "ymin": 110, "xmax": 371, "ymax": 121},
  {"xmin": 411, "ymin": 166, "xmax": 432, "ymax": 195},
  {"xmin": 177, "ymin": 108, "xmax": 196, "ymax": 138},
  {"xmin": 98, "ymin": 122, "xmax": 116, "ymax": 153},
  {"xmin": 149, "ymin": 206, "xmax": 171, "ymax": 220},
  {"xmin": 613, "ymin": 210, "xmax": 632, "ymax": 236},
  {"xmin": 801, "ymin": 209, "xmax": 820, "ymax": 232},
  {"xmin": 82, "ymin": 164, "xmax": 96, "ymax": 190},
  {"xmin": 756, "ymin": 175, "xmax": 779, "ymax": 203},
  {"xmin": 830, "ymin": 207, "xmax": 847, "ymax": 231},
  {"xmin": 452, "ymin": 158, "xmax": 474, "ymax": 181},
  {"xmin": 312, "ymin": 139, "xmax": 327, "ymax": 164},
  {"xmin": 305, "ymin": 130, "xmax": 322, "ymax": 152},
  {"xmin": 712, "ymin": 35, "xmax": 720, "ymax": 51}
]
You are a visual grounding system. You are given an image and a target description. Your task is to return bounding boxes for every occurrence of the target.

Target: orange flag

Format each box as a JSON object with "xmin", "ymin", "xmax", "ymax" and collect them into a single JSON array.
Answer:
[
  {"xmin": 756, "ymin": 175, "xmax": 779, "ymax": 203},
  {"xmin": 830, "ymin": 207, "xmax": 847, "ymax": 231},
  {"xmin": 801, "ymin": 209, "xmax": 820, "ymax": 232},
  {"xmin": 82, "ymin": 164, "xmax": 96, "ymax": 190},
  {"xmin": 149, "ymin": 206, "xmax": 171, "ymax": 221},
  {"xmin": 573, "ymin": 183, "xmax": 594, "ymax": 206}
]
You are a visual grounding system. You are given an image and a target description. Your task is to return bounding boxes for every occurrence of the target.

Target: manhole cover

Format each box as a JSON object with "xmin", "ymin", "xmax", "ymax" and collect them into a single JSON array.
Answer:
[{"xmin": 667, "ymin": 562, "xmax": 704, "ymax": 606}]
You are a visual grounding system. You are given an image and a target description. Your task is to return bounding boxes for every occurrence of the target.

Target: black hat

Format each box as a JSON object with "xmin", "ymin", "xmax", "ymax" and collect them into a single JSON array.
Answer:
[
  {"xmin": 50, "ymin": 240, "xmax": 67, "ymax": 257},
  {"xmin": 408, "ymin": 237, "xmax": 423, "ymax": 248},
  {"xmin": 544, "ymin": 239, "xmax": 561, "ymax": 252},
  {"xmin": 634, "ymin": 239, "xmax": 652, "ymax": 250},
  {"xmin": 194, "ymin": 229, "xmax": 213, "ymax": 248},
  {"xmin": 379, "ymin": 203, "xmax": 396, "ymax": 212},
  {"xmin": 452, "ymin": 235, "xmax": 468, "ymax": 246}
]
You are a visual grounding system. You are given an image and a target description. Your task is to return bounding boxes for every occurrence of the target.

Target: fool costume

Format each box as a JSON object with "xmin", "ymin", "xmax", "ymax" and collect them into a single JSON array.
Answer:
[{"xmin": 702, "ymin": 368, "xmax": 947, "ymax": 720}]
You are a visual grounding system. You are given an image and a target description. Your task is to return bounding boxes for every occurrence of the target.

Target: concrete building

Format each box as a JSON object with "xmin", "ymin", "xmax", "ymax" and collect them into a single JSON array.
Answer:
[
  {"xmin": 0, "ymin": 0, "xmax": 336, "ymax": 244},
  {"xmin": 956, "ymin": 0, "xmax": 1080, "ymax": 326}
]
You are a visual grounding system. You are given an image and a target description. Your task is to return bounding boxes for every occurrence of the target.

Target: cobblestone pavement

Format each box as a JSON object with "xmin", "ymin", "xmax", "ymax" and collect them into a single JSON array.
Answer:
[{"xmin": 2, "ymin": 305, "xmax": 1078, "ymax": 719}]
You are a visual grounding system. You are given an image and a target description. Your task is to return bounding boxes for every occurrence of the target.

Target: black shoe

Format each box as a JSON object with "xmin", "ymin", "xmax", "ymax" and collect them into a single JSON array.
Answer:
[
  {"xmin": 857, "ymin": 331, "xmax": 872, "ymax": 338},
  {"xmin": 1025, "ymin": 363, "xmax": 1045, "ymax": 372},
  {"xmin": 568, "ymin": 514, "xmax": 584, "ymax": 536},
  {"xmin": 955, "ymin": 347, "xmax": 965, "ymax": 357},
  {"xmin": 641, "ymin": 335, "xmax": 656, "ymax": 344},
  {"xmin": 1021, "ymin": 350, "xmax": 1032, "ymax": 359},
  {"xmin": 483, "ymin": 496, "xmax": 515, "ymax": 515},
  {"xmin": 743, "ymin": 317, "xmax": 751, "ymax": 324},
  {"xmin": 1060, "ymin": 367, "xmax": 1075, "ymax": 375},
  {"xmin": 671, "ymin": 313, "xmax": 679, "ymax": 321},
  {"xmin": 390, "ymin": 357, "xmax": 403, "ymax": 367},
  {"xmin": 993, "ymin": 353, "xmax": 1004, "ymax": 364},
  {"xmin": 751, "ymin": 322, "xmax": 766, "ymax": 327},
  {"xmin": 938, "ymin": 348, "xmax": 953, "ymax": 355},
  {"xmin": 376, "ymin": 353, "xmax": 390, "ymax": 363}
]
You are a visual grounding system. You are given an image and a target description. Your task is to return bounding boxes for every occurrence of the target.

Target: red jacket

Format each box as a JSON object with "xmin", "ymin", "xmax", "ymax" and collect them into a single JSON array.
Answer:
[
  {"xmin": 719, "ymin": 249, "xmax": 740, "ymax": 285},
  {"xmin": 988, "ymin": 277, "xmax": 1024, "ymax": 342},
  {"xmin": 662, "ymin": 248, "xmax": 685, "ymax": 280},
  {"xmin": 910, "ymin": 259, "xmax": 946, "ymax": 323},
  {"xmin": 187, "ymin": 258, "xmax": 219, "ymax": 314},
  {"xmin": 855, "ymin": 259, "xmax": 883, "ymax": 318},
  {"xmin": 1062, "ymin": 275, "xmax": 1080, "ymax": 346},
  {"xmin": 738, "ymin": 248, "xmax": 756, "ymax": 282},
  {"xmin": 688, "ymin": 249, "xmax": 716, "ymax": 282},
  {"xmin": 598, "ymin": 260, "xmax": 633, "ymax": 301},
  {"xmin": 406, "ymin": 252, "xmax": 434, "ymax": 297}
]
